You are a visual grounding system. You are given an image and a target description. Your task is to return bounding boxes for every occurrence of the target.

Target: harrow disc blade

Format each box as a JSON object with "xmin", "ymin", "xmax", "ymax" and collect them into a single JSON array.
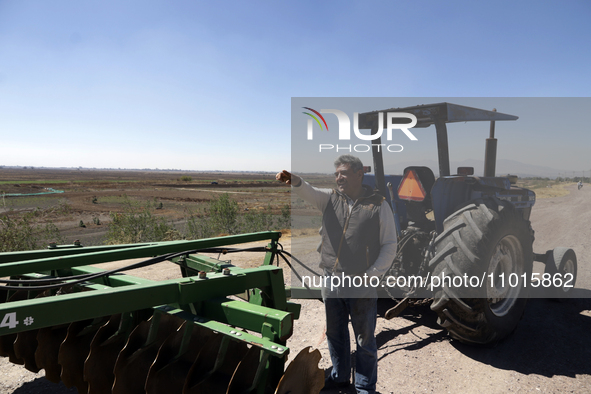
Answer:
[
  {"xmin": 85, "ymin": 314, "xmax": 128, "ymax": 394},
  {"xmin": 35, "ymin": 324, "xmax": 70, "ymax": 383},
  {"xmin": 274, "ymin": 346, "xmax": 324, "ymax": 394},
  {"xmin": 13, "ymin": 290, "xmax": 51, "ymax": 373},
  {"xmin": 182, "ymin": 332, "xmax": 225, "ymax": 393},
  {"xmin": 0, "ymin": 290, "xmax": 28, "ymax": 364},
  {"xmin": 13, "ymin": 327, "xmax": 40, "ymax": 372},
  {"xmin": 226, "ymin": 346, "xmax": 264, "ymax": 394},
  {"xmin": 33, "ymin": 286, "xmax": 79, "ymax": 383},
  {"xmin": 112, "ymin": 314, "xmax": 184, "ymax": 394},
  {"xmin": 184, "ymin": 337, "xmax": 249, "ymax": 394},
  {"xmin": 145, "ymin": 323, "xmax": 214, "ymax": 394},
  {"xmin": 59, "ymin": 317, "xmax": 109, "ymax": 393}
]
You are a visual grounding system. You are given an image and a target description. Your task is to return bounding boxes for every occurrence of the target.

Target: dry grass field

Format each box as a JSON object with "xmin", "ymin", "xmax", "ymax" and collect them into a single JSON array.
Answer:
[
  {"xmin": 516, "ymin": 179, "xmax": 571, "ymax": 199},
  {"xmin": 0, "ymin": 167, "xmax": 297, "ymax": 247}
]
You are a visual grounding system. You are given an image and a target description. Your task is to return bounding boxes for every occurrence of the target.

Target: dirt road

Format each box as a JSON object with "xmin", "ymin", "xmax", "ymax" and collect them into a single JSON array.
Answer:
[{"xmin": 2, "ymin": 185, "xmax": 590, "ymax": 393}]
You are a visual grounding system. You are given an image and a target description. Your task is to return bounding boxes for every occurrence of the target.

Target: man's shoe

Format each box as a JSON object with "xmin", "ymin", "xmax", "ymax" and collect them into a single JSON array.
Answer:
[{"xmin": 321, "ymin": 377, "xmax": 351, "ymax": 391}]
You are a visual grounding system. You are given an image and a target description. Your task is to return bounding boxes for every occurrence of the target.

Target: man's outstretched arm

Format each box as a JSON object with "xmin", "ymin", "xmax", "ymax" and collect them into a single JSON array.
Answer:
[
  {"xmin": 276, "ymin": 170, "xmax": 301, "ymax": 186},
  {"xmin": 276, "ymin": 170, "xmax": 331, "ymax": 212}
]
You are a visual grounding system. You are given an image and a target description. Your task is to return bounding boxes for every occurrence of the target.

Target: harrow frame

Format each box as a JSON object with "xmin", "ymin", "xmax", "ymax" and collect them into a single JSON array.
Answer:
[{"xmin": 0, "ymin": 231, "xmax": 304, "ymax": 393}]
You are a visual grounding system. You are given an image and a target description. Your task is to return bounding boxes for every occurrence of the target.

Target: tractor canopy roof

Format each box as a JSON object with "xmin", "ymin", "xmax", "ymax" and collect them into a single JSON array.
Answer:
[
  {"xmin": 360, "ymin": 102, "xmax": 519, "ymax": 186},
  {"xmin": 358, "ymin": 102, "xmax": 518, "ymax": 129}
]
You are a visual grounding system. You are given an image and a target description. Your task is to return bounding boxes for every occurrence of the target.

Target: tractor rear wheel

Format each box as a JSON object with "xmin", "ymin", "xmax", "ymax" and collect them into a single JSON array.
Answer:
[{"xmin": 429, "ymin": 198, "xmax": 533, "ymax": 344}]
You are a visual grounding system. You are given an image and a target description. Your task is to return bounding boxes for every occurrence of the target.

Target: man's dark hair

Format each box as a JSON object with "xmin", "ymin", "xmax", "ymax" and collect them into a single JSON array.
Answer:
[{"xmin": 334, "ymin": 155, "xmax": 364, "ymax": 173}]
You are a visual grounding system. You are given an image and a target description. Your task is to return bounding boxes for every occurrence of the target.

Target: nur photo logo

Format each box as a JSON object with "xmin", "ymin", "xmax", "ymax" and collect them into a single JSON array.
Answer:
[{"xmin": 303, "ymin": 107, "xmax": 419, "ymax": 153}]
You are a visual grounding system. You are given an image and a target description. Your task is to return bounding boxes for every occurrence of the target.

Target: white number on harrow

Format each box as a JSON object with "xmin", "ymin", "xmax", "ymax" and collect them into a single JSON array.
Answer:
[{"xmin": 0, "ymin": 312, "xmax": 19, "ymax": 329}]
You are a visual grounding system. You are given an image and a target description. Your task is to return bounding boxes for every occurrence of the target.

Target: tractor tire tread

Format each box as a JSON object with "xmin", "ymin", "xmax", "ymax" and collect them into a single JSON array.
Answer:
[{"xmin": 430, "ymin": 198, "xmax": 533, "ymax": 344}]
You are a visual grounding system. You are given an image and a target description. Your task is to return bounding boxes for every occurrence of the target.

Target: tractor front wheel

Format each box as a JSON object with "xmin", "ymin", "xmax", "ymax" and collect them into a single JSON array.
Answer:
[
  {"xmin": 429, "ymin": 198, "xmax": 533, "ymax": 344},
  {"xmin": 544, "ymin": 247, "xmax": 577, "ymax": 298}
]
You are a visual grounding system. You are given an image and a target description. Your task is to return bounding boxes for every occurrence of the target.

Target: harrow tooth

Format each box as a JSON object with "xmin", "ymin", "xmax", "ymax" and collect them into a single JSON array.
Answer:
[
  {"xmin": 59, "ymin": 317, "xmax": 109, "ymax": 393},
  {"xmin": 112, "ymin": 313, "xmax": 184, "ymax": 394},
  {"xmin": 274, "ymin": 347, "xmax": 324, "ymax": 394},
  {"xmin": 183, "ymin": 336, "xmax": 249, "ymax": 393},
  {"xmin": 0, "ymin": 290, "xmax": 28, "ymax": 364},
  {"xmin": 145, "ymin": 323, "xmax": 215, "ymax": 394},
  {"xmin": 35, "ymin": 323, "xmax": 70, "ymax": 383}
]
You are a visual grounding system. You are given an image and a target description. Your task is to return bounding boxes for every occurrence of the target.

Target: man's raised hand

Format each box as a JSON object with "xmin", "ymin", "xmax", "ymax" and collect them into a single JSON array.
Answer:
[{"xmin": 276, "ymin": 170, "xmax": 292, "ymax": 184}]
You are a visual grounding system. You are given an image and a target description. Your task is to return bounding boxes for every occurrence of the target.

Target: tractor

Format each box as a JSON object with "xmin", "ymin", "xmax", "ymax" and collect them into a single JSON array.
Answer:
[{"xmin": 358, "ymin": 102, "xmax": 578, "ymax": 344}]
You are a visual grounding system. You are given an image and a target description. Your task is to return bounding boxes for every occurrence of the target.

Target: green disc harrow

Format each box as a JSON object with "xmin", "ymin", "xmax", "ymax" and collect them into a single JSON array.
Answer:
[{"xmin": 0, "ymin": 231, "xmax": 324, "ymax": 394}]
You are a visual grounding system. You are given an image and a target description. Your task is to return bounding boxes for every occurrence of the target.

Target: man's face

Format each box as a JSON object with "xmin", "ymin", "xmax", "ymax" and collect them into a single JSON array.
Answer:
[{"xmin": 334, "ymin": 164, "xmax": 363, "ymax": 197}]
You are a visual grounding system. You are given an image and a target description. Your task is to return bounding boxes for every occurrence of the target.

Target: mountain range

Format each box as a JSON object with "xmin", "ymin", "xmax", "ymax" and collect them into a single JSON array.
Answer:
[{"xmin": 385, "ymin": 159, "xmax": 570, "ymax": 178}]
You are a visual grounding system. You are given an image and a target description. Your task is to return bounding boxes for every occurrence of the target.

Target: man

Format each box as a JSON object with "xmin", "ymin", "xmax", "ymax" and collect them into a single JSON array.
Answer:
[{"xmin": 276, "ymin": 155, "xmax": 397, "ymax": 394}]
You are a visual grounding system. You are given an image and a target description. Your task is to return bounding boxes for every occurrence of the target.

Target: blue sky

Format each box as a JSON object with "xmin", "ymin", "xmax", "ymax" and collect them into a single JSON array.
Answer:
[
  {"xmin": 291, "ymin": 97, "xmax": 591, "ymax": 177},
  {"xmin": 1, "ymin": 1, "xmax": 590, "ymax": 172}
]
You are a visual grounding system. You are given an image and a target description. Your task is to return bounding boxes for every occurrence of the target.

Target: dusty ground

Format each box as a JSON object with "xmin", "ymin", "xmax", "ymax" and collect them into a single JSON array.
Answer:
[{"xmin": 1, "ymin": 177, "xmax": 590, "ymax": 393}]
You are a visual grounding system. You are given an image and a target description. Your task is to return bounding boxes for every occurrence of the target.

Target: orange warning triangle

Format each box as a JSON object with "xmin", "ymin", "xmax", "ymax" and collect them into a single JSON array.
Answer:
[{"xmin": 397, "ymin": 170, "xmax": 427, "ymax": 201}]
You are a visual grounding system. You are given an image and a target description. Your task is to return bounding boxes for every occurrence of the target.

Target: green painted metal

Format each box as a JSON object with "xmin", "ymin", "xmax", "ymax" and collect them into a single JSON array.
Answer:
[
  {"xmin": 174, "ymin": 253, "xmax": 233, "ymax": 276},
  {"xmin": 0, "ymin": 231, "xmax": 296, "ymax": 391},
  {"xmin": 0, "ymin": 241, "xmax": 163, "ymax": 263},
  {"xmin": 159, "ymin": 306, "xmax": 289, "ymax": 357},
  {"xmin": 0, "ymin": 231, "xmax": 281, "ymax": 267},
  {"xmin": 200, "ymin": 297, "xmax": 293, "ymax": 341},
  {"xmin": 0, "ymin": 266, "xmax": 290, "ymax": 337}
]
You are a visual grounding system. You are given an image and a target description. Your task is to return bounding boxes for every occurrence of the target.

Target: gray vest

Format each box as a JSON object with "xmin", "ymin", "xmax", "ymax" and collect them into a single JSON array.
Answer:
[{"xmin": 319, "ymin": 185, "xmax": 384, "ymax": 275}]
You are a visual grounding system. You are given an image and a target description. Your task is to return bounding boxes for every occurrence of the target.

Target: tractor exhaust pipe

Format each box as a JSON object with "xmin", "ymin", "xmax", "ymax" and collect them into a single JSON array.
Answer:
[{"xmin": 484, "ymin": 108, "xmax": 497, "ymax": 177}]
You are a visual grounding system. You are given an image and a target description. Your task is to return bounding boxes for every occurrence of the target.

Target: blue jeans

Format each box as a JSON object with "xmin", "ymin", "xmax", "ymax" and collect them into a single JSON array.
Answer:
[{"xmin": 323, "ymin": 285, "xmax": 378, "ymax": 394}]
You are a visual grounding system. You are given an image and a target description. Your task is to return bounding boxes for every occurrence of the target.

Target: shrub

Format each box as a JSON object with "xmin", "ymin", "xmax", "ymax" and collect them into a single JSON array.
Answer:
[
  {"xmin": 241, "ymin": 209, "xmax": 269, "ymax": 233},
  {"xmin": 185, "ymin": 209, "xmax": 214, "ymax": 240},
  {"xmin": 239, "ymin": 203, "xmax": 291, "ymax": 233},
  {"xmin": 183, "ymin": 196, "xmax": 292, "ymax": 239},
  {"xmin": 56, "ymin": 199, "xmax": 72, "ymax": 215},
  {"xmin": 278, "ymin": 203, "xmax": 291, "ymax": 230},
  {"xmin": 105, "ymin": 197, "xmax": 180, "ymax": 244},
  {"xmin": 209, "ymin": 193, "xmax": 239, "ymax": 234},
  {"xmin": 0, "ymin": 213, "xmax": 63, "ymax": 252}
]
